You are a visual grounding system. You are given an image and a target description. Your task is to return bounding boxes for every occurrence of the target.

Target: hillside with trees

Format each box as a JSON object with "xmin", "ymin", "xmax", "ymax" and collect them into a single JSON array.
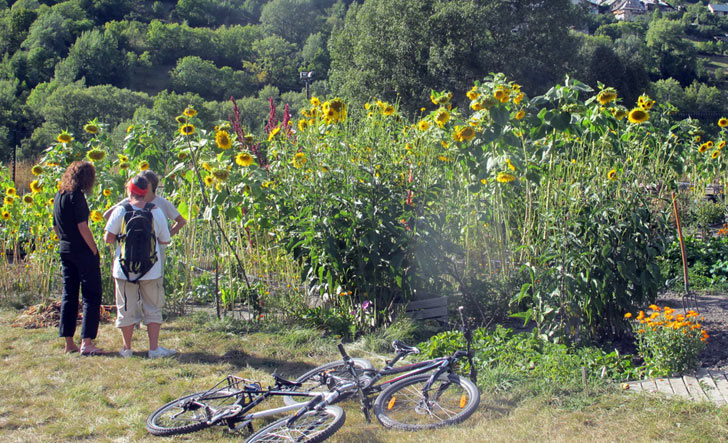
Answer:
[{"xmin": 1, "ymin": 0, "xmax": 727, "ymax": 162}]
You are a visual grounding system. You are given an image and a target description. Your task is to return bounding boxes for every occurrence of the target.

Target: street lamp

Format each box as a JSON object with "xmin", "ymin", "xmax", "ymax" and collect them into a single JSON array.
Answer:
[{"xmin": 299, "ymin": 71, "xmax": 314, "ymax": 100}]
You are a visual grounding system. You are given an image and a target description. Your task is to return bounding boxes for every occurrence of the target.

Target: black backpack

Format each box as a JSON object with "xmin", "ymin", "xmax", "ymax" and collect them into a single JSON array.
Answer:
[{"xmin": 118, "ymin": 202, "xmax": 157, "ymax": 282}]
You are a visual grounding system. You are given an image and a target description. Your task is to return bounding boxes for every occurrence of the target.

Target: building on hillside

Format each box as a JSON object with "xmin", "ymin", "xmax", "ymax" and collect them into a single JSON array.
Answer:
[
  {"xmin": 708, "ymin": 4, "xmax": 728, "ymax": 16},
  {"xmin": 571, "ymin": 0, "xmax": 600, "ymax": 13},
  {"xmin": 642, "ymin": 0, "xmax": 675, "ymax": 13},
  {"xmin": 611, "ymin": 0, "xmax": 646, "ymax": 20}
]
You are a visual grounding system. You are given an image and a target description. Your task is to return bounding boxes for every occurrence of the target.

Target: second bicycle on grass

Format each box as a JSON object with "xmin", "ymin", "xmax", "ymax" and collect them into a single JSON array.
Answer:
[{"xmin": 283, "ymin": 306, "xmax": 481, "ymax": 431}]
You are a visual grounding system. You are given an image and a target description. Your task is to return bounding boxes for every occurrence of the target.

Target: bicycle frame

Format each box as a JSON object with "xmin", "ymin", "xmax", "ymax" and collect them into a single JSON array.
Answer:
[{"xmin": 178, "ymin": 375, "xmax": 345, "ymax": 431}]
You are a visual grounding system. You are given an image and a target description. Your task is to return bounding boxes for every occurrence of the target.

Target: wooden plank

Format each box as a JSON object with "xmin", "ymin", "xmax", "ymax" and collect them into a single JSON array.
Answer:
[
  {"xmin": 655, "ymin": 378, "xmax": 674, "ymax": 397},
  {"xmin": 668, "ymin": 376, "xmax": 692, "ymax": 400},
  {"xmin": 697, "ymin": 369, "xmax": 726, "ymax": 406},
  {"xmin": 708, "ymin": 370, "xmax": 728, "ymax": 404},
  {"xmin": 406, "ymin": 297, "xmax": 448, "ymax": 310},
  {"xmin": 406, "ymin": 306, "xmax": 448, "ymax": 320},
  {"xmin": 683, "ymin": 374, "xmax": 710, "ymax": 402},
  {"xmin": 640, "ymin": 379, "xmax": 658, "ymax": 393}
]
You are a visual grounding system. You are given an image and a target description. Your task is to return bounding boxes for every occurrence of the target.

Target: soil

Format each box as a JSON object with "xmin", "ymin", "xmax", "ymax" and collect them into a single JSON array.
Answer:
[{"xmin": 657, "ymin": 291, "xmax": 728, "ymax": 371}]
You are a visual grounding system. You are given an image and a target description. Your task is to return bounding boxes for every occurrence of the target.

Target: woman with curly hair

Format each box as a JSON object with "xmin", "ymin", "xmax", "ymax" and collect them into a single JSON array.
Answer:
[{"xmin": 53, "ymin": 161, "xmax": 106, "ymax": 355}]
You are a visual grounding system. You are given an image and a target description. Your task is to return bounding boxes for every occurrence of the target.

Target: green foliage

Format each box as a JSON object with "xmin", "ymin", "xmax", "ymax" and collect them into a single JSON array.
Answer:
[
  {"xmin": 660, "ymin": 235, "xmax": 728, "ymax": 290},
  {"xmin": 417, "ymin": 326, "xmax": 638, "ymax": 386},
  {"xmin": 53, "ymin": 28, "xmax": 127, "ymax": 86},
  {"xmin": 170, "ymin": 56, "xmax": 254, "ymax": 100}
]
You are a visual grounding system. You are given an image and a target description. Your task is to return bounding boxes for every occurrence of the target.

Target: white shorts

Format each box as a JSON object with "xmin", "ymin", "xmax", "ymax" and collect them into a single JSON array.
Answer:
[{"xmin": 114, "ymin": 278, "xmax": 165, "ymax": 327}]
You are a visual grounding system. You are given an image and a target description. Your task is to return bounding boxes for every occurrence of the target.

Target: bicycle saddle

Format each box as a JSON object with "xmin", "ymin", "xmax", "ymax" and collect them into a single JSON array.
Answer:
[
  {"xmin": 272, "ymin": 374, "xmax": 302, "ymax": 388},
  {"xmin": 392, "ymin": 340, "xmax": 420, "ymax": 355}
]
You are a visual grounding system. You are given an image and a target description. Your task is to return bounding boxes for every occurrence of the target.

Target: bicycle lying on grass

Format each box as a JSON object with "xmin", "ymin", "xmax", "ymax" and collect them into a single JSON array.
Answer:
[
  {"xmin": 146, "ymin": 373, "xmax": 348, "ymax": 442},
  {"xmin": 283, "ymin": 306, "xmax": 481, "ymax": 431}
]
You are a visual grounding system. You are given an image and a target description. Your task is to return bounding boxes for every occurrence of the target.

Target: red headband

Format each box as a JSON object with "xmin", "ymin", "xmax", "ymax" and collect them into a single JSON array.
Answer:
[{"xmin": 128, "ymin": 182, "xmax": 147, "ymax": 197}]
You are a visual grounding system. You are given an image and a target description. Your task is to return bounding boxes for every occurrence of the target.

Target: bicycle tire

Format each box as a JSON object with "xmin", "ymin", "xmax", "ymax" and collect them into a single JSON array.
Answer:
[
  {"xmin": 373, "ymin": 373, "xmax": 480, "ymax": 431},
  {"xmin": 146, "ymin": 389, "xmax": 239, "ymax": 436},
  {"xmin": 245, "ymin": 406, "xmax": 345, "ymax": 443},
  {"xmin": 282, "ymin": 358, "xmax": 374, "ymax": 406}
]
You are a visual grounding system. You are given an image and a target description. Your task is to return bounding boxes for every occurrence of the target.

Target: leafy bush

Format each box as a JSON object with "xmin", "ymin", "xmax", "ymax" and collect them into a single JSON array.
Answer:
[
  {"xmin": 660, "ymin": 235, "xmax": 728, "ymax": 290},
  {"xmin": 625, "ymin": 305, "xmax": 708, "ymax": 377}
]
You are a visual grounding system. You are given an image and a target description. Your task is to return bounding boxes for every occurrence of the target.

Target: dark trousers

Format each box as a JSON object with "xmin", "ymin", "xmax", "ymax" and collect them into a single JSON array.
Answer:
[{"xmin": 59, "ymin": 250, "xmax": 102, "ymax": 339}]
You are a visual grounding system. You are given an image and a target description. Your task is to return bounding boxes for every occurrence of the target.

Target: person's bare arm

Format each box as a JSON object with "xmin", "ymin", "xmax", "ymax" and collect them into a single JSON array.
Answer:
[
  {"xmin": 103, "ymin": 204, "xmax": 118, "ymax": 220},
  {"xmin": 104, "ymin": 231, "xmax": 117, "ymax": 244},
  {"xmin": 169, "ymin": 215, "xmax": 187, "ymax": 236},
  {"xmin": 77, "ymin": 221, "xmax": 98, "ymax": 255}
]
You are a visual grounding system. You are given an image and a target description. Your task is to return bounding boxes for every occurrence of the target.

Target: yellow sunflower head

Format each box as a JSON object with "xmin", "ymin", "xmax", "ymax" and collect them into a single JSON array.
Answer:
[
  {"xmin": 699, "ymin": 142, "xmax": 710, "ymax": 153},
  {"xmin": 183, "ymin": 106, "xmax": 197, "ymax": 118},
  {"xmin": 628, "ymin": 108, "xmax": 648, "ymax": 124},
  {"xmin": 6, "ymin": 187, "xmax": 16, "ymax": 196},
  {"xmin": 597, "ymin": 89, "xmax": 617, "ymax": 106},
  {"xmin": 102, "ymin": 189, "xmax": 111, "ymax": 197},
  {"xmin": 712, "ymin": 150, "xmax": 721, "ymax": 160},
  {"xmin": 417, "ymin": 120, "xmax": 430, "ymax": 131},
  {"xmin": 203, "ymin": 175, "xmax": 214, "ymax": 186},
  {"xmin": 215, "ymin": 130, "xmax": 232, "ymax": 150},
  {"xmin": 90, "ymin": 210, "xmax": 103, "ymax": 223},
  {"xmin": 119, "ymin": 162, "xmax": 130, "ymax": 170},
  {"xmin": 515, "ymin": 110, "xmax": 525, "ymax": 120},
  {"xmin": 268, "ymin": 126, "xmax": 281, "ymax": 141},
  {"xmin": 434, "ymin": 109, "xmax": 450, "ymax": 128},
  {"xmin": 29, "ymin": 180, "xmax": 42, "ymax": 194},
  {"xmin": 180, "ymin": 124, "xmax": 195, "ymax": 136},
  {"xmin": 298, "ymin": 119, "xmax": 309, "ymax": 131},
  {"xmin": 292, "ymin": 152, "xmax": 307, "ymax": 169},
  {"xmin": 211, "ymin": 168, "xmax": 230, "ymax": 182},
  {"xmin": 719, "ymin": 118, "xmax": 728, "ymax": 128},
  {"xmin": 83, "ymin": 120, "xmax": 99, "ymax": 134},
  {"xmin": 22, "ymin": 194, "xmax": 34, "ymax": 204},
  {"xmin": 56, "ymin": 130, "xmax": 73, "ymax": 144},
  {"xmin": 86, "ymin": 149, "xmax": 106, "ymax": 162},
  {"xmin": 235, "ymin": 153, "xmax": 254, "ymax": 167},
  {"xmin": 139, "ymin": 161, "xmax": 149, "ymax": 171},
  {"xmin": 466, "ymin": 89, "xmax": 480, "ymax": 101},
  {"xmin": 496, "ymin": 172, "xmax": 516, "ymax": 183},
  {"xmin": 202, "ymin": 162, "xmax": 212, "ymax": 172},
  {"xmin": 4, "ymin": 196, "xmax": 14, "ymax": 205},
  {"xmin": 1, "ymin": 210, "xmax": 9, "ymax": 221},
  {"xmin": 177, "ymin": 151, "xmax": 188, "ymax": 160},
  {"xmin": 607, "ymin": 169, "xmax": 617, "ymax": 180},
  {"xmin": 31, "ymin": 165, "xmax": 43, "ymax": 176}
]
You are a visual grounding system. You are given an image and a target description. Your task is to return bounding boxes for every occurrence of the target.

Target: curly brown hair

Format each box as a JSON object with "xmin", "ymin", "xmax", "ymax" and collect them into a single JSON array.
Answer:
[{"xmin": 59, "ymin": 161, "xmax": 96, "ymax": 193}]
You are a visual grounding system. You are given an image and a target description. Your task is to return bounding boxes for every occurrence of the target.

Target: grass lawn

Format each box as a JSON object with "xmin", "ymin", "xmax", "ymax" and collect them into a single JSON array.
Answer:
[{"xmin": 1, "ymin": 309, "xmax": 727, "ymax": 442}]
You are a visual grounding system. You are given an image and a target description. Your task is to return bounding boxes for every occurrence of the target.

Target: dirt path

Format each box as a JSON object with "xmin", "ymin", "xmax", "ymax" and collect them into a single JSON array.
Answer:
[{"xmin": 657, "ymin": 291, "xmax": 728, "ymax": 370}]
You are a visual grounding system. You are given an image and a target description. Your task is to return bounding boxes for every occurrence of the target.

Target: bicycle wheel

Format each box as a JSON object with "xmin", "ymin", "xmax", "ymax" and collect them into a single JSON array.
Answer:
[
  {"xmin": 282, "ymin": 358, "xmax": 373, "ymax": 406},
  {"xmin": 146, "ymin": 389, "xmax": 239, "ymax": 436},
  {"xmin": 245, "ymin": 406, "xmax": 345, "ymax": 443},
  {"xmin": 373, "ymin": 373, "xmax": 480, "ymax": 431}
]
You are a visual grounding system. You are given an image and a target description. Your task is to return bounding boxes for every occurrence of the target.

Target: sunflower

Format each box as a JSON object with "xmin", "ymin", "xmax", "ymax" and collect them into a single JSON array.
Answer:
[
  {"xmin": 292, "ymin": 152, "xmax": 307, "ymax": 169},
  {"xmin": 493, "ymin": 88, "xmax": 509, "ymax": 103},
  {"xmin": 470, "ymin": 101, "xmax": 484, "ymax": 111},
  {"xmin": 1, "ymin": 210, "xmax": 9, "ymax": 221},
  {"xmin": 235, "ymin": 153, "xmax": 254, "ymax": 167},
  {"xmin": 126, "ymin": 125, "xmax": 134, "ymax": 133},
  {"xmin": 699, "ymin": 142, "xmax": 710, "ymax": 153},
  {"xmin": 298, "ymin": 119, "xmax": 308, "ymax": 131},
  {"xmin": 607, "ymin": 169, "xmax": 617, "ymax": 180},
  {"xmin": 183, "ymin": 106, "xmax": 197, "ymax": 118},
  {"xmin": 638, "ymin": 94, "xmax": 655, "ymax": 110},
  {"xmin": 382, "ymin": 104, "xmax": 395, "ymax": 116},
  {"xmin": 90, "ymin": 210, "xmax": 103, "ymax": 223},
  {"xmin": 719, "ymin": 141, "xmax": 726, "ymax": 150},
  {"xmin": 211, "ymin": 168, "xmax": 230, "ymax": 182},
  {"xmin": 453, "ymin": 126, "xmax": 475, "ymax": 142},
  {"xmin": 719, "ymin": 118, "xmax": 728, "ymax": 128},
  {"xmin": 597, "ymin": 89, "xmax": 617, "ymax": 105},
  {"xmin": 87, "ymin": 149, "xmax": 106, "ymax": 162},
  {"xmin": 6, "ymin": 187, "xmax": 16, "ymax": 196},
  {"xmin": 175, "ymin": 115, "xmax": 187, "ymax": 124},
  {"xmin": 507, "ymin": 158, "xmax": 516, "ymax": 171},
  {"xmin": 628, "ymin": 108, "xmax": 648, "ymax": 124},
  {"xmin": 102, "ymin": 189, "xmax": 111, "ymax": 197},
  {"xmin": 417, "ymin": 120, "xmax": 430, "ymax": 131},
  {"xmin": 203, "ymin": 175, "xmax": 214, "ymax": 186},
  {"xmin": 30, "ymin": 180, "xmax": 42, "ymax": 193},
  {"xmin": 139, "ymin": 161, "xmax": 149, "ymax": 171},
  {"xmin": 434, "ymin": 109, "xmax": 450, "ymax": 128},
  {"xmin": 513, "ymin": 92, "xmax": 524, "ymax": 104},
  {"xmin": 515, "ymin": 110, "xmax": 525, "ymax": 120},
  {"xmin": 268, "ymin": 126, "xmax": 281, "ymax": 141},
  {"xmin": 22, "ymin": 194, "xmax": 33, "ymax": 204},
  {"xmin": 29, "ymin": 164, "xmax": 43, "ymax": 176},
  {"xmin": 215, "ymin": 130, "xmax": 232, "ymax": 150},
  {"xmin": 712, "ymin": 150, "xmax": 721, "ymax": 160},
  {"xmin": 119, "ymin": 162, "xmax": 130, "ymax": 170},
  {"xmin": 202, "ymin": 162, "xmax": 212, "ymax": 171},
  {"xmin": 310, "ymin": 96, "xmax": 320, "ymax": 107},
  {"xmin": 56, "ymin": 130, "xmax": 73, "ymax": 144},
  {"xmin": 611, "ymin": 107, "xmax": 627, "ymax": 120},
  {"xmin": 177, "ymin": 151, "xmax": 188, "ymax": 160},
  {"xmin": 84, "ymin": 121, "xmax": 99, "ymax": 134},
  {"xmin": 496, "ymin": 172, "xmax": 516, "ymax": 183},
  {"xmin": 466, "ymin": 89, "xmax": 480, "ymax": 100},
  {"xmin": 180, "ymin": 124, "xmax": 195, "ymax": 136},
  {"xmin": 4, "ymin": 196, "xmax": 13, "ymax": 205}
]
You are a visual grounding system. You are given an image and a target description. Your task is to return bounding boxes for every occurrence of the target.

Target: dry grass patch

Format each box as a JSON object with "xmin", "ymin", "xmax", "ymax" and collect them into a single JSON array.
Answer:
[{"xmin": 1, "ymin": 309, "xmax": 727, "ymax": 442}]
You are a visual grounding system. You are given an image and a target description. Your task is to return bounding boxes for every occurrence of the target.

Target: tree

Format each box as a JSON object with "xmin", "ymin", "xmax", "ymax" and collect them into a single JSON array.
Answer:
[
  {"xmin": 246, "ymin": 35, "xmax": 301, "ymax": 91},
  {"xmin": 329, "ymin": 0, "xmax": 578, "ymax": 113},
  {"xmin": 54, "ymin": 29, "xmax": 127, "ymax": 86},
  {"xmin": 646, "ymin": 18, "xmax": 698, "ymax": 85},
  {"xmin": 170, "ymin": 56, "xmax": 254, "ymax": 100},
  {"xmin": 259, "ymin": 0, "xmax": 324, "ymax": 46}
]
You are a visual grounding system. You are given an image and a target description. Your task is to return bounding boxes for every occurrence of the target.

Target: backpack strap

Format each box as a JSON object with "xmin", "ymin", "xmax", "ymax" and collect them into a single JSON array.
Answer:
[{"xmin": 119, "ymin": 202, "xmax": 135, "ymax": 281}]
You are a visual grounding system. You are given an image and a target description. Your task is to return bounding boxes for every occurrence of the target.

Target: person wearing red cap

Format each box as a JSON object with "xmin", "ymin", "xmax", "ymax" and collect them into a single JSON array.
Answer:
[{"xmin": 104, "ymin": 175, "xmax": 172, "ymax": 358}]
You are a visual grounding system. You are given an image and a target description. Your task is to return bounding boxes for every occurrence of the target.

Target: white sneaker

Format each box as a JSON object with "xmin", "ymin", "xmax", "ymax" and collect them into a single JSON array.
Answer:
[
  {"xmin": 119, "ymin": 348, "xmax": 133, "ymax": 358},
  {"xmin": 148, "ymin": 346, "xmax": 177, "ymax": 359}
]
